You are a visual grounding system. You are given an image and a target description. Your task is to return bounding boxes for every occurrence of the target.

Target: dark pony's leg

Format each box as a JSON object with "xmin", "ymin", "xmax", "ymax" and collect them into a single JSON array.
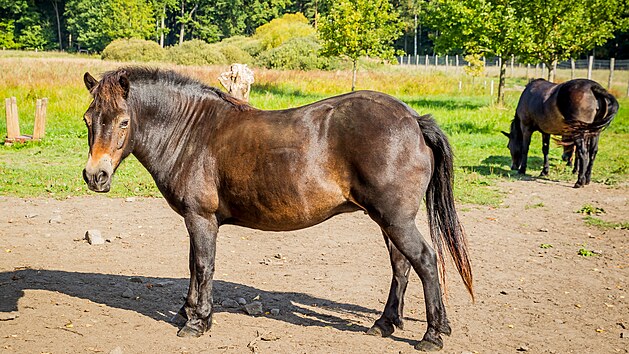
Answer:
[
  {"xmin": 367, "ymin": 232, "xmax": 411, "ymax": 337},
  {"xmin": 518, "ymin": 126, "xmax": 534, "ymax": 175},
  {"xmin": 177, "ymin": 213, "xmax": 218, "ymax": 337},
  {"xmin": 585, "ymin": 134, "xmax": 599, "ymax": 185},
  {"xmin": 573, "ymin": 136, "xmax": 589, "ymax": 188},
  {"xmin": 380, "ymin": 221, "xmax": 450, "ymax": 351},
  {"xmin": 540, "ymin": 133, "xmax": 551, "ymax": 176}
]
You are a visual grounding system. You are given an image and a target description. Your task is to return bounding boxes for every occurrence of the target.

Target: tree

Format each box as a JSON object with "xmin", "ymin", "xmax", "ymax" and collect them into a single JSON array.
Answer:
[
  {"xmin": 423, "ymin": 0, "xmax": 528, "ymax": 104},
  {"xmin": 319, "ymin": 0, "xmax": 402, "ymax": 91},
  {"xmin": 518, "ymin": 0, "xmax": 629, "ymax": 82}
]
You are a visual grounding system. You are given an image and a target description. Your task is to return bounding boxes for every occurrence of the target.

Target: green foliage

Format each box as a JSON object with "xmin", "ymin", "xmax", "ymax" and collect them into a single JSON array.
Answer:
[
  {"xmin": 101, "ymin": 38, "xmax": 165, "ymax": 62},
  {"xmin": 576, "ymin": 204, "xmax": 605, "ymax": 215},
  {"xmin": 18, "ymin": 24, "xmax": 48, "ymax": 50},
  {"xmin": 525, "ymin": 202, "xmax": 544, "ymax": 209},
  {"xmin": 257, "ymin": 36, "xmax": 326, "ymax": 70},
  {"xmin": 220, "ymin": 35, "xmax": 264, "ymax": 57},
  {"xmin": 518, "ymin": 0, "xmax": 628, "ymax": 69},
  {"xmin": 463, "ymin": 53, "xmax": 484, "ymax": 77},
  {"xmin": 65, "ymin": 0, "xmax": 155, "ymax": 52},
  {"xmin": 577, "ymin": 246, "xmax": 595, "ymax": 257},
  {"xmin": 213, "ymin": 43, "xmax": 255, "ymax": 65},
  {"xmin": 539, "ymin": 243, "xmax": 553, "ymax": 249},
  {"xmin": 166, "ymin": 39, "xmax": 227, "ymax": 65},
  {"xmin": 583, "ymin": 216, "xmax": 629, "ymax": 230},
  {"xmin": 319, "ymin": 0, "xmax": 402, "ymax": 62},
  {"xmin": 0, "ymin": 20, "xmax": 17, "ymax": 49},
  {"xmin": 254, "ymin": 13, "xmax": 316, "ymax": 50}
]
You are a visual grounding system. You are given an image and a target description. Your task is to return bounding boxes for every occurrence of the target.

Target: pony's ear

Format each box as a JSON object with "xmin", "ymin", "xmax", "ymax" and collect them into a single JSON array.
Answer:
[
  {"xmin": 118, "ymin": 70, "xmax": 129, "ymax": 99},
  {"xmin": 84, "ymin": 72, "xmax": 98, "ymax": 92},
  {"xmin": 501, "ymin": 131, "xmax": 510, "ymax": 138}
]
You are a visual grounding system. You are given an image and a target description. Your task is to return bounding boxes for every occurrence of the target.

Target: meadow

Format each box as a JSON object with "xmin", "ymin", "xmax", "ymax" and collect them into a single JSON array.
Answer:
[{"xmin": 0, "ymin": 51, "xmax": 627, "ymax": 206}]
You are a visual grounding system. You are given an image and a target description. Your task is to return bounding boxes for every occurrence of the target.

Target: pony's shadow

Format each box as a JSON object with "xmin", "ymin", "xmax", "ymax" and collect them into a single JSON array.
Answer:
[
  {"xmin": 0, "ymin": 269, "xmax": 417, "ymax": 344},
  {"xmin": 462, "ymin": 155, "xmax": 546, "ymax": 178}
]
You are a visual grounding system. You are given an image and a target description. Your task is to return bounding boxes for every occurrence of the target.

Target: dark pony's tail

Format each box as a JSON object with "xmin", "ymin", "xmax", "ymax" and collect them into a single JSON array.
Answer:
[
  {"xmin": 590, "ymin": 84, "xmax": 619, "ymax": 132},
  {"xmin": 416, "ymin": 114, "xmax": 474, "ymax": 301}
]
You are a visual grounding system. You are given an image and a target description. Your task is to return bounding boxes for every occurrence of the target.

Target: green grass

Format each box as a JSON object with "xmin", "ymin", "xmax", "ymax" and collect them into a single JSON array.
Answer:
[
  {"xmin": 583, "ymin": 216, "xmax": 629, "ymax": 230},
  {"xmin": 1, "ymin": 53, "xmax": 628, "ymax": 206}
]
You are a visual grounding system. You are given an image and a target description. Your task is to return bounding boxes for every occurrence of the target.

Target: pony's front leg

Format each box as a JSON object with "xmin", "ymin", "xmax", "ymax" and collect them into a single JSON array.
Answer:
[
  {"xmin": 584, "ymin": 134, "xmax": 599, "ymax": 185},
  {"xmin": 540, "ymin": 133, "xmax": 550, "ymax": 176},
  {"xmin": 177, "ymin": 213, "xmax": 218, "ymax": 337},
  {"xmin": 518, "ymin": 128, "xmax": 533, "ymax": 175}
]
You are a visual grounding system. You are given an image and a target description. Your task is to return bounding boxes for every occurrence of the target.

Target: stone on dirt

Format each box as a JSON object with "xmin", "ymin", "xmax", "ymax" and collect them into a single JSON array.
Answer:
[
  {"xmin": 244, "ymin": 301, "xmax": 263, "ymax": 315},
  {"xmin": 48, "ymin": 215, "xmax": 62, "ymax": 224},
  {"xmin": 85, "ymin": 230, "xmax": 105, "ymax": 245},
  {"xmin": 221, "ymin": 299, "xmax": 239, "ymax": 308},
  {"xmin": 0, "ymin": 312, "xmax": 19, "ymax": 321},
  {"xmin": 121, "ymin": 288, "xmax": 134, "ymax": 298},
  {"xmin": 109, "ymin": 347, "xmax": 124, "ymax": 354},
  {"xmin": 270, "ymin": 308, "xmax": 280, "ymax": 316},
  {"xmin": 237, "ymin": 297, "xmax": 247, "ymax": 305}
]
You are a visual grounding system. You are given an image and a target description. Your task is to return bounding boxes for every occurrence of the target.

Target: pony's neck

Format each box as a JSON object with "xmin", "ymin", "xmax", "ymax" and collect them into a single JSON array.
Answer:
[{"xmin": 128, "ymin": 82, "xmax": 225, "ymax": 184}]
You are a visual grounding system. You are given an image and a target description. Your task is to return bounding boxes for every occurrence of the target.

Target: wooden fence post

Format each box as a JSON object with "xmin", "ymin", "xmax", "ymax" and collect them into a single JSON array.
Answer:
[
  {"xmin": 587, "ymin": 56, "xmax": 593, "ymax": 80},
  {"xmin": 607, "ymin": 58, "xmax": 615, "ymax": 90},
  {"xmin": 435, "ymin": 54, "xmax": 439, "ymax": 70},
  {"xmin": 5, "ymin": 97, "xmax": 20, "ymax": 140},
  {"xmin": 510, "ymin": 55, "xmax": 514, "ymax": 77},
  {"xmin": 526, "ymin": 64, "xmax": 530, "ymax": 79},
  {"xmin": 570, "ymin": 59, "xmax": 575, "ymax": 80},
  {"xmin": 33, "ymin": 98, "xmax": 48, "ymax": 140}
]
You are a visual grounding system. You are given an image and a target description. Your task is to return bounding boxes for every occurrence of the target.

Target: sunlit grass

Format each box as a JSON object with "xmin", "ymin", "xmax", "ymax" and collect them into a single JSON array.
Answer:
[{"xmin": 0, "ymin": 53, "xmax": 627, "ymax": 205}]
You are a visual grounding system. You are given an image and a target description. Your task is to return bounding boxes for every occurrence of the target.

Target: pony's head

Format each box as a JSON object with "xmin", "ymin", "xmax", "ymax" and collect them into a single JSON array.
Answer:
[
  {"xmin": 82, "ymin": 70, "xmax": 134, "ymax": 192},
  {"xmin": 501, "ymin": 117, "xmax": 523, "ymax": 170}
]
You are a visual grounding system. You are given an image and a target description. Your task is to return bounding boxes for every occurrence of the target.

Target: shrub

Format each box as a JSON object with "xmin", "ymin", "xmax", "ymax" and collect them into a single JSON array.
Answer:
[
  {"xmin": 257, "ymin": 36, "xmax": 328, "ymax": 70},
  {"xmin": 215, "ymin": 43, "xmax": 254, "ymax": 65},
  {"xmin": 102, "ymin": 38, "xmax": 165, "ymax": 62},
  {"xmin": 165, "ymin": 39, "xmax": 226, "ymax": 65},
  {"xmin": 221, "ymin": 36, "xmax": 264, "ymax": 57},
  {"xmin": 253, "ymin": 13, "xmax": 316, "ymax": 50}
]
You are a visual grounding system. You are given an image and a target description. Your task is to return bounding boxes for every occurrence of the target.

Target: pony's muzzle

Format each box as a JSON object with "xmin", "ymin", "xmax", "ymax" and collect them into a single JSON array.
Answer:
[{"xmin": 83, "ymin": 155, "xmax": 113, "ymax": 193}]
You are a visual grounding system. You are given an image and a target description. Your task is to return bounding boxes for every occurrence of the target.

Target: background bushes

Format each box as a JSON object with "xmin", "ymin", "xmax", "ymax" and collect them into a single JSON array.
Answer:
[{"xmin": 101, "ymin": 38, "xmax": 164, "ymax": 62}]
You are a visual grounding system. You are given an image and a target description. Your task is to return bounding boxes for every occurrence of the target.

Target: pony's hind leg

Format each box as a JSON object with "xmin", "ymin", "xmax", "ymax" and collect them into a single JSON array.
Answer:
[
  {"xmin": 367, "ymin": 232, "xmax": 411, "ymax": 337},
  {"xmin": 573, "ymin": 136, "xmax": 589, "ymax": 188},
  {"xmin": 380, "ymin": 221, "xmax": 451, "ymax": 351},
  {"xmin": 585, "ymin": 134, "xmax": 599, "ymax": 185},
  {"xmin": 540, "ymin": 133, "xmax": 551, "ymax": 176}
]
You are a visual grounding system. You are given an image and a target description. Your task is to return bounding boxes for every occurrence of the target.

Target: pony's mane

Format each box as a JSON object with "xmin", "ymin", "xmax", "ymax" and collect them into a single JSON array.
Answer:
[{"xmin": 98, "ymin": 67, "xmax": 253, "ymax": 111}]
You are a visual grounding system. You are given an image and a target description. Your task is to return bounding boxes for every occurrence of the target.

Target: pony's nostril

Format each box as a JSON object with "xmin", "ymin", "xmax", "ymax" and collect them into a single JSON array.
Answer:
[
  {"xmin": 82, "ymin": 169, "xmax": 89, "ymax": 184},
  {"xmin": 96, "ymin": 171, "xmax": 108, "ymax": 185}
]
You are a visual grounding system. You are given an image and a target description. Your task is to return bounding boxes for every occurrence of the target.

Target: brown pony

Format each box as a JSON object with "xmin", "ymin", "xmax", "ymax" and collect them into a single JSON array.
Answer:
[
  {"xmin": 81, "ymin": 67, "xmax": 473, "ymax": 351},
  {"xmin": 503, "ymin": 78, "xmax": 618, "ymax": 187}
]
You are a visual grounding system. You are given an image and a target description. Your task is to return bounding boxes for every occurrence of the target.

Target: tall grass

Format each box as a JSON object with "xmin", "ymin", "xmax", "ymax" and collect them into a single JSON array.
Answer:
[{"xmin": 0, "ymin": 53, "xmax": 627, "ymax": 205}]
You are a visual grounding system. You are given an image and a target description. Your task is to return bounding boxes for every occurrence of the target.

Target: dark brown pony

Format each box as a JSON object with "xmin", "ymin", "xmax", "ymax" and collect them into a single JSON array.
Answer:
[
  {"xmin": 503, "ymin": 78, "xmax": 618, "ymax": 187},
  {"xmin": 81, "ymin": 67, "xmax": 473, "ymax": 351}
]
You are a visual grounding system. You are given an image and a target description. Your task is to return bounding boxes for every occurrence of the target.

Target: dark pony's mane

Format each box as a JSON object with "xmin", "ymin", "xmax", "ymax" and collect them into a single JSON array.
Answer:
[{"xmin": 97, "ymin": 67, "xmax": 253, "ymax": 111}]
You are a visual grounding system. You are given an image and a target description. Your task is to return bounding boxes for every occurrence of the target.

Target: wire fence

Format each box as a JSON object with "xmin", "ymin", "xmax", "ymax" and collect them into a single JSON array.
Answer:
[{"xmin": 397, "ymin": 54, "xmax": 629, "ymax": 96}]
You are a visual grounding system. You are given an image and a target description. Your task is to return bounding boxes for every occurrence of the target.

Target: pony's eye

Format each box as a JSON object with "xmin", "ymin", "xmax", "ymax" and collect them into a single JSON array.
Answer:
[{"xmin": 119, "ymin": 119, "xmax": 129, "ymax": 129}]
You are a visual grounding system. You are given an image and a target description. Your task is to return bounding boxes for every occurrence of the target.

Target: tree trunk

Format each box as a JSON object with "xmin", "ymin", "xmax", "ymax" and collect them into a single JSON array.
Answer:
[
  {"xmin": 351, "ymin": 59, "xmax": 357, "ymax": 92},
  {"xmin": 546, "ymin": 60, "xmax": 557, "ymax": 82},
  {"xmin": 179, "ymin": 0, "xmax": 185, "ymax": 45},
  {"xmin": 497, "ymin": 56, "xmax": 507, "ymax": 105},
  {"xmin": 160, "ymin": 5, "xmax": 165, "ymax": 48},
  {"xmin": 51, "ymin": 0, "xmax": 63, "ymax": 50}
]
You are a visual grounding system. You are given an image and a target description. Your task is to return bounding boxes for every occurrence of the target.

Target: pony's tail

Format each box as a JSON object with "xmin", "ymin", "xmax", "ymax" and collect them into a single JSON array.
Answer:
[
  {"xmin": 416, "ymin": 114, "xmax": 474, "ymax": 301},
  {"xmin": 590, "ymin": 84, "xmax": 619, "ymax": 132}
]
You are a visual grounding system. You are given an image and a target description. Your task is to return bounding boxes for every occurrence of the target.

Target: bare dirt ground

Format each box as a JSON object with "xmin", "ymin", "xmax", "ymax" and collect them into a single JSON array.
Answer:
[{"xmin": 0, "ymin": 179, "xmax": 627, "ymax": 354}]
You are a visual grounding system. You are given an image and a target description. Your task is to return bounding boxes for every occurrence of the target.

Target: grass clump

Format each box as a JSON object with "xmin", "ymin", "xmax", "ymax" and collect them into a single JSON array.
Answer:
[
  {"xmin": 584, "ymin": 216, "xmax": 629, "ymax": 230},
  {"xmin": 576, "ymin": 204, "xmax": 606, "ymax": 215}
]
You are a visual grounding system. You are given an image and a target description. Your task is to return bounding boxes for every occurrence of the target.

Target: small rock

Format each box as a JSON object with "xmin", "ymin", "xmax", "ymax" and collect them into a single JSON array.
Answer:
[
  {"xmin": 270, "ymin": 308, "xmax": 280, "ymax": 316},
  {"xmin": 48, "ymin": 215, "xmax": 63, "ymax": 224},
  {"xmin": 260, "ymin": 332, "xmax": 280, "ymax": 341},
  {"xmin": 538, "ymin": 228, "xmax": 548, "ymax": 232},
  {"xmin": 25, "ymin": 213, "xmax": 39, "ymax": 219},
  {"xmin": 109, "ymin": 347, "xmax": 124, "ymax": 354},
  {"xmin": 85, "ymin": 230, "xmax": 105, "ymax": 245},
  {"xmin": 221, "ymin": 299, "xmax": 239, "ymax": 308},
  {"xmin": 554, "ymin": 319, "xmax": 564, "ymax": 324},
  {"xmin": 129, "ymin": 277, "xmax": 143, "ymax": 283},
  {"xmin": 155, "ymin": 281, "xmax": 174, "ymax": 287},
  {"xmin": 121, "ymin": 288, "xmax": 134, "ymax": 298},
  {"xmin": 500, "ymin": 290, "xmax": 508, "ymax": 295},
  {"xmin": 592, "ymin": 250, "xmax": 603, "ymax": 255},
  {"xmin": 0, "ymin": 312, "xmax": 19, "ymax": 321},
  {"xmin": 516, "ymin": 346, "xmax": 529, "ymax": 352},
  {"xmin": 244, "ymin": 301, "xmax": 263, "ymax": 315},
  {"xmin": 237, "ymin": 297, "xmax": 247, "ymax": 305},
  {"xmin": 125, "ymin": 197, "xmax": 136, "ymax": 202},
  {"xmin": 274, "ymin": 253, "xmax": 283, "ymax": 259},
  {"xmin": 621, "ymin": 331, "xmax": 627, "ymax": 339}
]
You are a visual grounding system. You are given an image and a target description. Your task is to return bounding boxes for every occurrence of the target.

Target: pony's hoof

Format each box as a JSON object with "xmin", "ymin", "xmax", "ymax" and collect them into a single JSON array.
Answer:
[
  {"xmin": 170, "ymin": 312, "xmax": 187, "ymax": 326},
  {"xmin": 573, "ymin": 182, "xmax": 585, "ymax": 188},
  {"xmin": 177, "ymin": 323, "xmax": 204, "ymax": 338},
  {"xmin": 366, "ymin": 323, "xmax": 394, "ymax": 337},
  {"xmin": 539, "ymin": 171, "xmax": 549, "ymax": 177},
  {"xmin": 414, "ymin": 339, "xmax": 443, "ymax": 352}
]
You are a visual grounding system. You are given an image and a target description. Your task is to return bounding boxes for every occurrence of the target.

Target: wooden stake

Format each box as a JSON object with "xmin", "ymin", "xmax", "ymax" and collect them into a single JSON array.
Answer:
[
  {"xmin": 6, "ymin": 97, "xmax": 20, "ymax": 140},
  {"xmin": 33, "ymin": 99, "xmax": 45, "ymax": 140},
  {"xmin": 607, "ymin": 58, "xmax": 615, "ymax": 90}
]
